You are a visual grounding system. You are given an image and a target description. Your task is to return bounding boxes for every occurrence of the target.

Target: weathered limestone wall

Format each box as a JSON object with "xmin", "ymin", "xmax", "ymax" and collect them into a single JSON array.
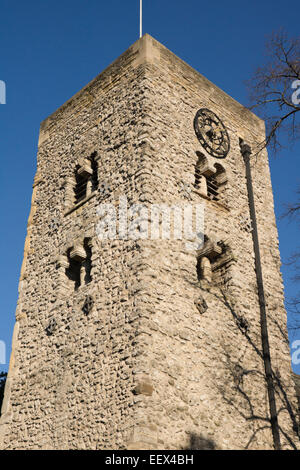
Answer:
[
  {"xmin": 0, "ymin": 37, "xmax": 154, "ymax": 450},
  {"xmin": 124, "ymin": 36, "xmax": 299, "ymax": 450},
  {"xmin": 1, "ymin": 34, "xmax": 298, "ymax": 450}
]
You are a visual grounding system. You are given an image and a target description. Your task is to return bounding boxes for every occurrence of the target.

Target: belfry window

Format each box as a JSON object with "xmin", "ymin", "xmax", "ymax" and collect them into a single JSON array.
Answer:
[
  {"xmin": 66, "ymin": 250, "xmax": 81, "ymax": 291},
  {"xmin": 194, "ymin": 153, "xmax": 227, "ymax": 202},
  {"xmin": 64, "ymin": 238, "xmax": 93, "ymax": 291},
  {"xmin": 196, "ymin": 238, "xmax": 235, "ymax": 287},
  {"xmin": 74, "ymin": 152, "xmax": 98, "ymax": 204}
]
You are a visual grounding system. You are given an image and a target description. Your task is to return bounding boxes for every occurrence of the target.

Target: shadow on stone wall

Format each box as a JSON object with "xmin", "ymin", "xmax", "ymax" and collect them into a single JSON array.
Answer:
[
  {"xmin": 210, "ymin": 288, "xmax": 300, "ymax": 450},
  {"xmin": 185, "ymin": 433, "xmax": 217, "ymax": 450},
  {"xmin": 184, "ymin": 265, "xmax": 300, "ymax": 449}
]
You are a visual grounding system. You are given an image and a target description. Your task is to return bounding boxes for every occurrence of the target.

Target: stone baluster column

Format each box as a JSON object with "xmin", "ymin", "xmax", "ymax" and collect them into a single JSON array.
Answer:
[
  {"xmin": 201, "ymin": 256, "xmax": 212, "ymax": 283},
  {"xmin": 86, "ymin": 177, "xmax": 92, "ymax": 197},
  {"xmin": 198, "ymin": 175, "xmax": 208, "ymax": 197},
  {"xmin": 64, "ymin": 176, "xmax": 75, "ymax": 209},
  {"xmin": 56, "ymin": 254, "xmax": 69, "ymax": 297}
]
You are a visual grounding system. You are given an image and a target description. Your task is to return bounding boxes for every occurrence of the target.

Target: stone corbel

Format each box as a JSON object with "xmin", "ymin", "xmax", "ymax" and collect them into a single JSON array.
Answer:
[
  {"xmin": 197, "ymin": 240, "xmax": 222, "ymax": 260},
  {"xmin": 70, "ymin": 245, "xmax": 86, "ymax": 262},
  {"xmin": 197, "ymin": 160, "xmax": 216, "ymax": 178},
  {"xmin": 77, "ymin": 158, "xmax": 93, "ymax": 178}
]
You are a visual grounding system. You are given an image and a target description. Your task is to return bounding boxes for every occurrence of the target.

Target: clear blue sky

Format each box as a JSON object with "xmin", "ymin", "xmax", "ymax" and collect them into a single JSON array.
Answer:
[{"xmin": 1, "ymin": 0, "xmax": 299, "ymax": 374}]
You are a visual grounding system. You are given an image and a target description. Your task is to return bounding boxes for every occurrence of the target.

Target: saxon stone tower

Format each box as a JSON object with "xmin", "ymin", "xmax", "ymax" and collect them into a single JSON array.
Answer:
[{"xmin": 1, "ymin": 35, "xmax": 299, "ymax": 450}]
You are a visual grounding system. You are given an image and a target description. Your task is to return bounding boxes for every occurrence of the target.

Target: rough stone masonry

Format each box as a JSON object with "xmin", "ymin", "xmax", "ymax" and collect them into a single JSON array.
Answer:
[{"xmin": 0, "ymin": 34, "xmax": 299, "ymax": 450}]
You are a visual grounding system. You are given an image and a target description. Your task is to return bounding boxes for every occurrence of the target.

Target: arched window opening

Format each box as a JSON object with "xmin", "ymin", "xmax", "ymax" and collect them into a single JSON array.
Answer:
[
  {"xmin": 63, "ymin": 238, "xmax": 93, "ymax": 291},
  {"xmin": 194, "ymin": 155, "xmax": 227, "ymax": 203},
  {"xmin": 196, "ymin": 238, "xmax": 234, "ymax": 287}
]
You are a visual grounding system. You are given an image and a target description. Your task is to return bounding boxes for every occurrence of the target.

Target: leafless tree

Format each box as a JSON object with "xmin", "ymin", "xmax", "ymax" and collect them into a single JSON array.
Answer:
[
  {"xmin": 247, "ymin": 30, "xmax": 300, "ymax": 322},
  {"xmin": 247, "ymin": 30, "xmax": 300, "ymax": 154}
]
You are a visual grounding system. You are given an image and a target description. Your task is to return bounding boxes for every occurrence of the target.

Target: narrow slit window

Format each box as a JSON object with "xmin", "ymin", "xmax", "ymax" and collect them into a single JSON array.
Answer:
[
  {"xmin": 206, "ymin": 175, "xmax": 219, "ymax": 201},
  {"xmin": 90, "ymin": 154, "xmax": 98, "ymax": 192},
  {"xmin": 83, "ymin": 238, "xmax": 92, "ymax": 284}
]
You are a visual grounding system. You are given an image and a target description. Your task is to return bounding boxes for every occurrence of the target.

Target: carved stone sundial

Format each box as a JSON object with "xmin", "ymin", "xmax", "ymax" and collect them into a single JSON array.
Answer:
[{"xmin": 194, "ymin": 108, "xmax": 230, "ymax": 158}]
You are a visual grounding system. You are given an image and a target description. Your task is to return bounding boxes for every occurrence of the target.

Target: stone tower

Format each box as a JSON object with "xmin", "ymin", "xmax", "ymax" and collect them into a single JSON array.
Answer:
[{"xmin": 1, "ymin": 35, "xmax": 299, "ymax": 450}]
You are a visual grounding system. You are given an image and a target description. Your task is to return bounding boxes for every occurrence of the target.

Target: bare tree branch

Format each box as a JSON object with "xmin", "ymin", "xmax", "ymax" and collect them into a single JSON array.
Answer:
[
  {"xmin": 246, "ymin": 30, "xmax": 300, "ymax": 154},
  {"xmin": 247, "ymin": 30, "xmax": 300, "ymax": 329}
]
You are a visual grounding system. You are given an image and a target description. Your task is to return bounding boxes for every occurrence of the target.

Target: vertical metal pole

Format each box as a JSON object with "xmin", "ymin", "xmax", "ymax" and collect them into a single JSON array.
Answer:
[
  {"xmin": 140, "ymin": 0, "xmax": 142, "ymax": 38},
  {"xmin": 240, "ymin": 139, "xmax": 281, "ymax": 450}
]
